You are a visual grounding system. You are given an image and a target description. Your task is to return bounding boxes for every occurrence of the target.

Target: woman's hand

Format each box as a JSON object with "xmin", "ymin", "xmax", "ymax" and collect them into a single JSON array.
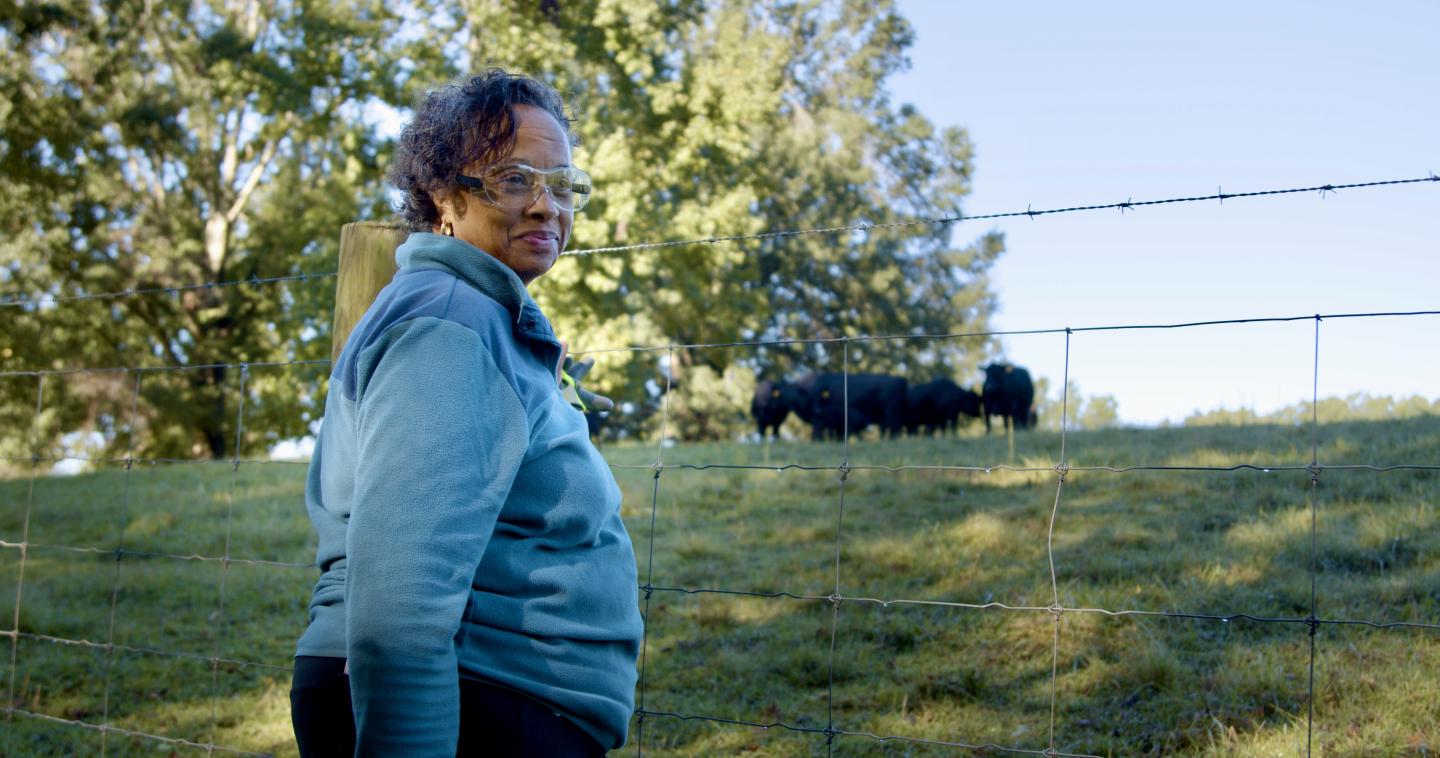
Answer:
[{"xmin": 561, "ymin": 354, "xmax": 614, "ymax": 412}]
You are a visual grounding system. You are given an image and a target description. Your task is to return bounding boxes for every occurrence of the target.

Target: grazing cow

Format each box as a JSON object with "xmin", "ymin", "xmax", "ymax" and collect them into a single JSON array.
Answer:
[
  {"xmin": 802, "ymin": 373, "xmax": 908, "ymax": 441},
  {"xmin": 779, "ymin": 374, "xmax": 823, "ymax": 437},
  {"xmin": 959, "ymin": 387, "xmax": 984, "ymax": 427},
  {"xmin": 982, "ymin": 363, "xmax": 1035, "ymax": 434},
  {"xmin": 751, "ymin": 379, "xmax": 791, "ymax": 440},
  {"xmin": 906, "ymin": 379, "xmax": 982, "ymax": 436}
]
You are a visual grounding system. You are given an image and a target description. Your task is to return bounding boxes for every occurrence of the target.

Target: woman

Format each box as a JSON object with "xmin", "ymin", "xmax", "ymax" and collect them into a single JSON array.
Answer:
[{"xmin": 291, "ymin": 70, "xmax": 643, "ymax": 757}]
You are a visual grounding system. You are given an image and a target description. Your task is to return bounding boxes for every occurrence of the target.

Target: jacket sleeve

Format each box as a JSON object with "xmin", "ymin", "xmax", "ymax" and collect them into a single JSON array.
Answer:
[{"xmin": 344, "ymin": 316, "xmax": 529, "ymax": 757}]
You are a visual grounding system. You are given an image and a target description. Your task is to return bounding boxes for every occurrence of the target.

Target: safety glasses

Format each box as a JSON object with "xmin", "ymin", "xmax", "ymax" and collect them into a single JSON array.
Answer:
[{"xmin": 456, "ymin": 163, "xmax": 592, "ymax": 212}]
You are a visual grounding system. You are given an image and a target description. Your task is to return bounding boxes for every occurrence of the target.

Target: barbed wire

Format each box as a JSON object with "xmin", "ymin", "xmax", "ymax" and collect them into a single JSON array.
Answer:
[
  {"xmin": 564, "ymin": 175, "xmax": 1439, "ymax": 257},
  {"xmin": 0, "ymin": 271, "xmax": 336, "ymax": 309},
  {"xmin": 0, "ymin": 175, "xmax": 1432, "ymax": 309}
]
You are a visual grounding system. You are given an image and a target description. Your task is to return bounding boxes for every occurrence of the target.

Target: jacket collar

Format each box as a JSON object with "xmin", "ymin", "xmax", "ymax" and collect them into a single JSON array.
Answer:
[{"xmin": 395, "ymin": 232, "xmax": 558, "ymax": 344}]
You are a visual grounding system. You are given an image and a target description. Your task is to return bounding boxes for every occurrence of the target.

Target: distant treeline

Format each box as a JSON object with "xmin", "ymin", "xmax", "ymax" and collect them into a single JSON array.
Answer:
[{"xmin": 1184, "ymin": 393, "xmax": 1440, "ymax": 426}]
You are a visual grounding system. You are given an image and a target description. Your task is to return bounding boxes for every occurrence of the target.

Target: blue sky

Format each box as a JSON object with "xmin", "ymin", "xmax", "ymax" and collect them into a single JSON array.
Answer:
[{"xmin": 888, "ymin": 0, "xmax": 1438, "ymax": 423}]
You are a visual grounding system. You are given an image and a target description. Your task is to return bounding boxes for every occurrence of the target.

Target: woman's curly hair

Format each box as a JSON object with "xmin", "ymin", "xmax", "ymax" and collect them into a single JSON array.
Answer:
[{"xmin": 389, "ymin": 69, "xmax": 573, "ymax": 231}]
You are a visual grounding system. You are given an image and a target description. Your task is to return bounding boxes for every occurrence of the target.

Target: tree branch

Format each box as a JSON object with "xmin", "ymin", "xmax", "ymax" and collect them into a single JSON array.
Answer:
[
  {"xmin": 128, "ymin": 298, "xmax": 188, "ymax": 368},
  {"xmin": 126, "ymin": 151, "xmax": 167, "ymax": 209},
  {"xmin": 225, "ymin": 118, "xmax": 287, "ymax": 223},
  {"xmin": 219, "ymin": 107, "xmax": 240, "ymax": 188}
]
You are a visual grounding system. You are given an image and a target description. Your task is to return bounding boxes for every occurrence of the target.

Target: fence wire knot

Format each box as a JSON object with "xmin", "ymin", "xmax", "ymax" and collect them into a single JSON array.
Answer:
[
  {"xmin": 1047, "ymin": 603, "xmax": 1065, "ymax": 620},
  {"xmin": 641, "ymin": 584, "xmax": 654, "ymax": 601},
  {"xmin": 837, "ymin": 462, "xmax": 851, "ymax": 481},
  {"xmin": 1054, "ymin": 462, "xmax": 1070, "ymax": 482},
  {"xmin": 827, "ymin": 593, "xmax": 844, "ymax": 607},
  {"xmin": 1306, "ymin": 616, "xmax": 1321, "ymax": 637}
]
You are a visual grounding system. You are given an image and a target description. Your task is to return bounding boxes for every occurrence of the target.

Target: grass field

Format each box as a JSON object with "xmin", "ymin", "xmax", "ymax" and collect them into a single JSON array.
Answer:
[{"xmin": 0, "ymin": 417, "xmax": 1436, "ymax": 756}]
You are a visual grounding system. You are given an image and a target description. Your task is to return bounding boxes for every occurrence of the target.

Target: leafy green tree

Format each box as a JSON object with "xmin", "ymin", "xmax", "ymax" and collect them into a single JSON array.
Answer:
[
  {"xmin": 456, "ymin": 0, "xmax": 1002, "ymax": 438},
  {"xmin": 2, "ymin": 0, "xmax": 1005, "ymax": 458},
  {"xmin": 1185, "ymin": 393, "xmax": 1440, "ymax": 427},
  {"xmin": 1035, "ymin": 378, "xmax": 1121, "ymax": 431},
  {"xmin": 0, "ymin": 0, "xmax": 449, "ymax": 462}
]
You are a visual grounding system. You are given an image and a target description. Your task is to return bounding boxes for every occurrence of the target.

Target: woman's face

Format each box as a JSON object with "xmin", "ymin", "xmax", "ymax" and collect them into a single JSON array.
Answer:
[{"xmin": 438, "ymin": 104, "xmax": 572, "ymax": 285}]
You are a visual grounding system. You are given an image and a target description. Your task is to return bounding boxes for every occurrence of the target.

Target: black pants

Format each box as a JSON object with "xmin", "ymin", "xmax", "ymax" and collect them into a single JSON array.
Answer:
[{"xmin": 290, "ymin": 656, "xmax": 606, "ymax": 757}]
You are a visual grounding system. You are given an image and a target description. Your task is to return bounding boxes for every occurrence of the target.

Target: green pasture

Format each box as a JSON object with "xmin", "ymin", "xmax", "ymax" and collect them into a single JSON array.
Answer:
[{"xmin": 0, "ymin": 418, "xmax": 1436, "ymax": 756}]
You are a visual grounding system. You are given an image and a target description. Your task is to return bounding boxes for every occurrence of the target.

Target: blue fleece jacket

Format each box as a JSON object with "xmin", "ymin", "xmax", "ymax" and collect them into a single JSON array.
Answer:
[{"xmin": 296, "ymin": 232, "xmax": 643, "ymax": 755}]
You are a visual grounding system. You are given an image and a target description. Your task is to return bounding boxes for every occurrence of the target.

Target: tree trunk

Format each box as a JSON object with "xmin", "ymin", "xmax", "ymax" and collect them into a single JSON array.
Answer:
[{"xmin": 204, "ymin": 213, "xmax": 229, "ymax": 276}]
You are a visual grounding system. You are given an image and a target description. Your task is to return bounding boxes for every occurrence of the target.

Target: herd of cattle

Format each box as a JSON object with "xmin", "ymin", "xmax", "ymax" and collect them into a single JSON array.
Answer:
[{"xmin": 751, "ymin": 363, "xmax": 1037, "ymax": 441}]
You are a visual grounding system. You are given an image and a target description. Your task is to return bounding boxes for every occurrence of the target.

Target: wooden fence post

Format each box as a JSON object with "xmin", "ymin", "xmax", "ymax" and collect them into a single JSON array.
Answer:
[{"xmin": 332, "ymin": 222, "xmax": 409, "ymax": 363}]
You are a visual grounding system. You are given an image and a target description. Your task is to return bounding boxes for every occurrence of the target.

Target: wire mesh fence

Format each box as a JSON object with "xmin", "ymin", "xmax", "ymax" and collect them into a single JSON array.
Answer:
[{"xmin": 0, "ymin": 176, "xmax": 1435, "ymax": 756}]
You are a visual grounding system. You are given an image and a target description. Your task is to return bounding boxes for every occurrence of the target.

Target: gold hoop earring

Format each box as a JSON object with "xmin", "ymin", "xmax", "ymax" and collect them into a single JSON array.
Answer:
[{"xmin": 440, "ymin": 220, "xmax": 454, "ymax": 237}]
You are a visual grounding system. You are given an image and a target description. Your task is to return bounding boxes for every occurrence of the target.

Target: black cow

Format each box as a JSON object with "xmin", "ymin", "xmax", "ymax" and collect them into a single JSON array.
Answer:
[
  {"xmin": 906, "ymin": 378, "xmax": 982, "ymax": 436},
  {"xmin": 751, "ymin": 379, "xmax": 791, "ymax": 440},
  {"xmin": 802, "ymin": 373, "xmax": 908, "ymax": 441},
  {"xmin": 981, "ymin": 363, "xmax": 1035, "ymax": 434},
  {"xmin": 779, "ymin": 374, "xmax": 824, "ymax": 437}
]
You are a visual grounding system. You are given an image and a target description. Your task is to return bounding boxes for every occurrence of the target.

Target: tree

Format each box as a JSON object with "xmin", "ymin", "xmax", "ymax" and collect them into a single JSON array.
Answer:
[
  {"xmin": 455, "ymin": 0, "xmax": 1003, "ymax": 438},
  {"xmin": 2, "ymin": 0, "xmax": 1006, "ymax": 458},
  {"xmin": 1185, "ymin": 393, "xmax": 1440, "ymax": 426},
  {"xmin": 0, "ymin": 0, "xmax": 450, "ymax": 462},
  {"xmin": 1035, "ymin": 378, "xmax": 1121, "ymax": 431}
]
